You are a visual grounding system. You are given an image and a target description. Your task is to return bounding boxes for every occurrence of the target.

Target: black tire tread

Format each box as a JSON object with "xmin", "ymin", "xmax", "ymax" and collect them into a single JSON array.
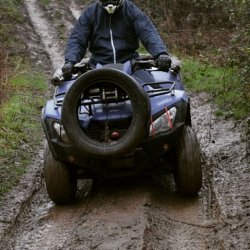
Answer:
[
  {"xmin": 174, "ymin": 125, "xmax": 202, "ymax": 196},
  {"xmin": 44, "ymin": 141, "xmax": 77, "ymax": 205}
]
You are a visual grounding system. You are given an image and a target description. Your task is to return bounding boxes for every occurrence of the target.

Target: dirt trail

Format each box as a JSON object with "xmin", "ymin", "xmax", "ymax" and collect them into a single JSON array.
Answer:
[
  {"xmin": 24, "ymin": 0, "xmax": 64, "ymax": 70},
  {"xmin": 0, "ymin": 0, "xmax": 249, "ymax": 249}
]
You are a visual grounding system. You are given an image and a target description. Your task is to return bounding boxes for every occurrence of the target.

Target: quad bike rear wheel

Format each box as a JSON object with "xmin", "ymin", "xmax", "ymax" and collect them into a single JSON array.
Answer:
[
  {"xmin": 62, "ymin": 69, "xmax": 151, "ymax": 159},
  {"xmin": 44, "ymin": 141, "xmax": 77, "ymax": 205},
  {"xmin": 173, "ymin": 125, "xmax": 202, "ymax": 196}
]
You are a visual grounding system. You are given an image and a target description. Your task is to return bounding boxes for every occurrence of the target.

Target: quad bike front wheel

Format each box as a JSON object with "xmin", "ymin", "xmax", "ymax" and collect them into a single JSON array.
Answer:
[
  {"xmin": 44, "ymin": 141, "xmax": 77, "ymax": 205},
  {"xmin": 173, "ymin": 125, "xmax": 202, "ymax": 196}
]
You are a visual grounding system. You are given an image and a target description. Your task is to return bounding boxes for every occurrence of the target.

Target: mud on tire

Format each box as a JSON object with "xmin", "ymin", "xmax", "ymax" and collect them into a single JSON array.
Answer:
[
  {"xmin": 173, "ymin": 125, "xmax": 202, "ymax": 196},
  {"xmin": 44, "ymin": 141, "xmax": 77, "ymax": 205}
]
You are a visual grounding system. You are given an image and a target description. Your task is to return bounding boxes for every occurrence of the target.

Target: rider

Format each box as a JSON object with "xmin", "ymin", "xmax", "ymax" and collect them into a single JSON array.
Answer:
[{"xmin": 62, "ymin": 0, "xmax": 172, "ymax": 81}]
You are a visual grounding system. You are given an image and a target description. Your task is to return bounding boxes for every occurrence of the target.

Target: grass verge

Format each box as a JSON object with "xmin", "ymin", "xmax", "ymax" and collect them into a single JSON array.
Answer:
[
  {"xmin": 0, "ymin": 66, "xmax": 47, "ymax": 200},
  {"xmin": 182, "ymin": 58, "xmax": 249, "ymax": 120}
]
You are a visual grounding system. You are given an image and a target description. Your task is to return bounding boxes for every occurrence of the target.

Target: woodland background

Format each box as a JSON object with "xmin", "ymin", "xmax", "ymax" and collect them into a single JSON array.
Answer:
[{"xmin": 1, "ymin": 0, "xmax": 249, "ymax": 116}]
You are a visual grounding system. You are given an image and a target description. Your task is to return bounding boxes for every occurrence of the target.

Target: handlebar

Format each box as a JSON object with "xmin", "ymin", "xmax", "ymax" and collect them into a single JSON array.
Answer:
[{"xmin": 51, "ymin": 55, "xmax": 181, "ymax": 86}]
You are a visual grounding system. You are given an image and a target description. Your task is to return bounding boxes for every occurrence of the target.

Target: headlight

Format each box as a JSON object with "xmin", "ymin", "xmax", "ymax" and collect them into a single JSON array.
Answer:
[
  {"xmin": 149, "ymin": 107, "xmax": 177, "ymax": 136},
  {"xmin": 53, "ymin": 122, "xmax": 71, "ymax": 144}
]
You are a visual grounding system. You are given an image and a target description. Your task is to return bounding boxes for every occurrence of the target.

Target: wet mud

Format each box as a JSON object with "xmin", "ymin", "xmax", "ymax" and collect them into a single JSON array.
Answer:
[{"xmin": 0, "ymin": 0, "xmax": 249, "ymax": 249}]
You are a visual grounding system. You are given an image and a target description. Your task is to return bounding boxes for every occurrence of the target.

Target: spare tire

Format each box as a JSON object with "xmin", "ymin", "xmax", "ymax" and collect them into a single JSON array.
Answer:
[{"xmin": 62, "ymin": 69, "xmax": 151, "ymax": 159}]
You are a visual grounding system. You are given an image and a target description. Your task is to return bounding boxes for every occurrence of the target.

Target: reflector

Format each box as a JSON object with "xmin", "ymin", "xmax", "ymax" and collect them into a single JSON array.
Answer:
[
  {"xmin": 69, "ymin": 156, "xmax": 75, "ymax": 162},
  {"xmin": 111, "ymin": 132, "xmax": 120, "ymax": 138}
]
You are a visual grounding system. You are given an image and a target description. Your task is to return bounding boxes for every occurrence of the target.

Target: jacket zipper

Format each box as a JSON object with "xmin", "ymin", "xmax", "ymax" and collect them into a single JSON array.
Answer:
[{"xmin": 109, "ymin": 16, "xmax": 116, "ymax": 63}]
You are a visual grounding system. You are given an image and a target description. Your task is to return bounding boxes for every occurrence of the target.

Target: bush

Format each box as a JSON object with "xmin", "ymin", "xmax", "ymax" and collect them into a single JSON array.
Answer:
[
  {"xmin": 223, "ymin": 0, "xmax": 250, "ymax": 118},
  {"xmin": 132, "ymin": 0, "xmax": 250, "ymax": 118}
]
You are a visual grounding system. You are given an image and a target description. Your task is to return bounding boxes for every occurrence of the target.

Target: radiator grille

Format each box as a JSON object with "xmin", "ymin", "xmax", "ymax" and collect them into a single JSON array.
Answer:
[{"xmin": 87, "ymin": 119, "xmax": 131, "ymax": 142}]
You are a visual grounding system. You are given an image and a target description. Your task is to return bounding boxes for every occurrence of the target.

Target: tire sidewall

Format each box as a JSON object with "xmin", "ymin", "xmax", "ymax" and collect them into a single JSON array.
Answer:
[
  {"xmin": 174, "ymin": 125, "xmax": 202, "ymax": 196},
  {"xmin": 44, "ymin": 141, "xmax": 77, "ymax": 205}
]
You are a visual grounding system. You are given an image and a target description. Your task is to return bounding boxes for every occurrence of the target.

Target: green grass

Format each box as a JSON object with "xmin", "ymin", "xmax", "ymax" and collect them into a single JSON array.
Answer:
[
  {"xmin": 55, "ymin": 11, "xmax": 62, "ymax": 18},
  {"xmin": 137, "ymin": 47, "xmax": 148, "ymax": 54},
  {"xmin": 0, "ymin": 67, "xmax": 47, "ymax": 200},
  {"xmin": 182, "ymin": 58, "xmax": 248, "ymax": 119},
  {"xmin": 182, "ymin": 59, "xmax": 228, "ymax": 91},
  {"xmin": 136, "ymin": 42, "xmax": 148, "ymax": 54},
  {"xmin": 58, "ymin": 23, "xmax": 66, "ymax": 40},
  {"xmin": 42, "ymin": 0, "xmax": 50, "ymax": 4},
  {"xmin": 0, "ymin": 0, "xmax": 23, "ymax": 46}
]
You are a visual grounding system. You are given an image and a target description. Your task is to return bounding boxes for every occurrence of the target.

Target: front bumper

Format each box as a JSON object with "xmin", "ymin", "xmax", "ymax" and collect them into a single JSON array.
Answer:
[
  {"xmin": 41, "ymin": 97, "xmax": 187, "ymax": 176},
  {"xmin": 42, "ymin": 116, "xmax": 184, "ymax": 175}
]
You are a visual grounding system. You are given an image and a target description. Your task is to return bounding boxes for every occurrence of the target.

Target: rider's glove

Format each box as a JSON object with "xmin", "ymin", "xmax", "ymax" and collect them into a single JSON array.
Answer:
[
  {"xmin": 156, "ymin": 54, "xmax": 172, "ymax": 72},
  {"xmin": 62, "ymin": 62, "xmax": 75, "ymax": 80}
]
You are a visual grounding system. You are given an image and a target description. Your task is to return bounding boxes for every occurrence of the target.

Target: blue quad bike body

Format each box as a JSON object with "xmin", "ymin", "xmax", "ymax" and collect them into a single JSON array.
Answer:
[{"xmin": 42, "ymin": 59, "xmax": 202, "ymax": 205}]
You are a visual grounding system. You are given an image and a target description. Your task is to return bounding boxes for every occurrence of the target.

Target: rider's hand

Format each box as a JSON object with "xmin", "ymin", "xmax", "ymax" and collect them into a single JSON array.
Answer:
[
  {"xmin": 156, "ymin": 54, "xmax": 172, "ymax": 72},
  {"xmin": 62, "ymin": 62, "xmax": 75, "ymax": 80}
]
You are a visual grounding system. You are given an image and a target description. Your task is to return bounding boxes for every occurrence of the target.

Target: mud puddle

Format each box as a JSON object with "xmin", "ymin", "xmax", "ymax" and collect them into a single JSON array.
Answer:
[
  {"xmin": 3, "ymin": 174, "xmax": 218, "ymax": 250},
  {"xmin": 0, "ymin": 0, "xmax": 249, "ymax": 249},
  {"xmin": 1, "ymin": 180, "xmax": 91, "ymax": 250},
  {"xmin": 64, "ymin": 175, "xmax": 220, "ymax": 249}
]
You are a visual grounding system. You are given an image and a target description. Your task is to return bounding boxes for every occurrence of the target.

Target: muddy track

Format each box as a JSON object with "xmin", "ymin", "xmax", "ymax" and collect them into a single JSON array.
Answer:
[{"xmin": 0, "ymin": 0, "xmax": 249, "ymax": 249}]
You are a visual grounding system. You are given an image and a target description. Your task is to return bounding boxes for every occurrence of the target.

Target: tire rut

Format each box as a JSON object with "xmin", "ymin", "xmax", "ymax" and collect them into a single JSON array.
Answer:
[
  {"xmin": 2, "ymin": 180, "xmax": 92, "ymax": 250},
  {"xmin": 63, "ymin": 177, "xmax": 164, "ymax": 250},
  {"xmin": 190, "ymin": 93, "xmax": 250, "ymax": 249},
  {"xmin": 0, "ymin": 148, "xmax": 44, "ymax": 247},
  {"xmin": 146, "ymin": 170, "xmax": 220, "ymax": 249},
  {"xmin": 24, "ymin": 0, "xmax": 65, "ymax": 70}
]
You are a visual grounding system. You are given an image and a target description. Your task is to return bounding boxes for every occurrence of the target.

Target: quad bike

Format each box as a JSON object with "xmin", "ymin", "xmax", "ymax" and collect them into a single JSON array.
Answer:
[{"xmin": 41, "ymin": 56, "xmax": 202, "ymax": 205}]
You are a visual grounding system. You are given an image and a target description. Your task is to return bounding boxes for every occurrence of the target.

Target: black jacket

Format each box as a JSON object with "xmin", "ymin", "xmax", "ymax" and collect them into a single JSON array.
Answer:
[{"xmin": 65, "ymin": 0, "xmax": 167, "ymax": 66}]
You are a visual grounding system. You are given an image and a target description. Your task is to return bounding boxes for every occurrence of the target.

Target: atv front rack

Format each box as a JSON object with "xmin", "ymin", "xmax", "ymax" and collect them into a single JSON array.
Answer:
[
  {"xmin": 142, "ymin": 81, "xmax": 176, "ymax": 98},
  {"xmin": 53, "ymin": 80, "xmax": 176, "ymax": 109}
]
